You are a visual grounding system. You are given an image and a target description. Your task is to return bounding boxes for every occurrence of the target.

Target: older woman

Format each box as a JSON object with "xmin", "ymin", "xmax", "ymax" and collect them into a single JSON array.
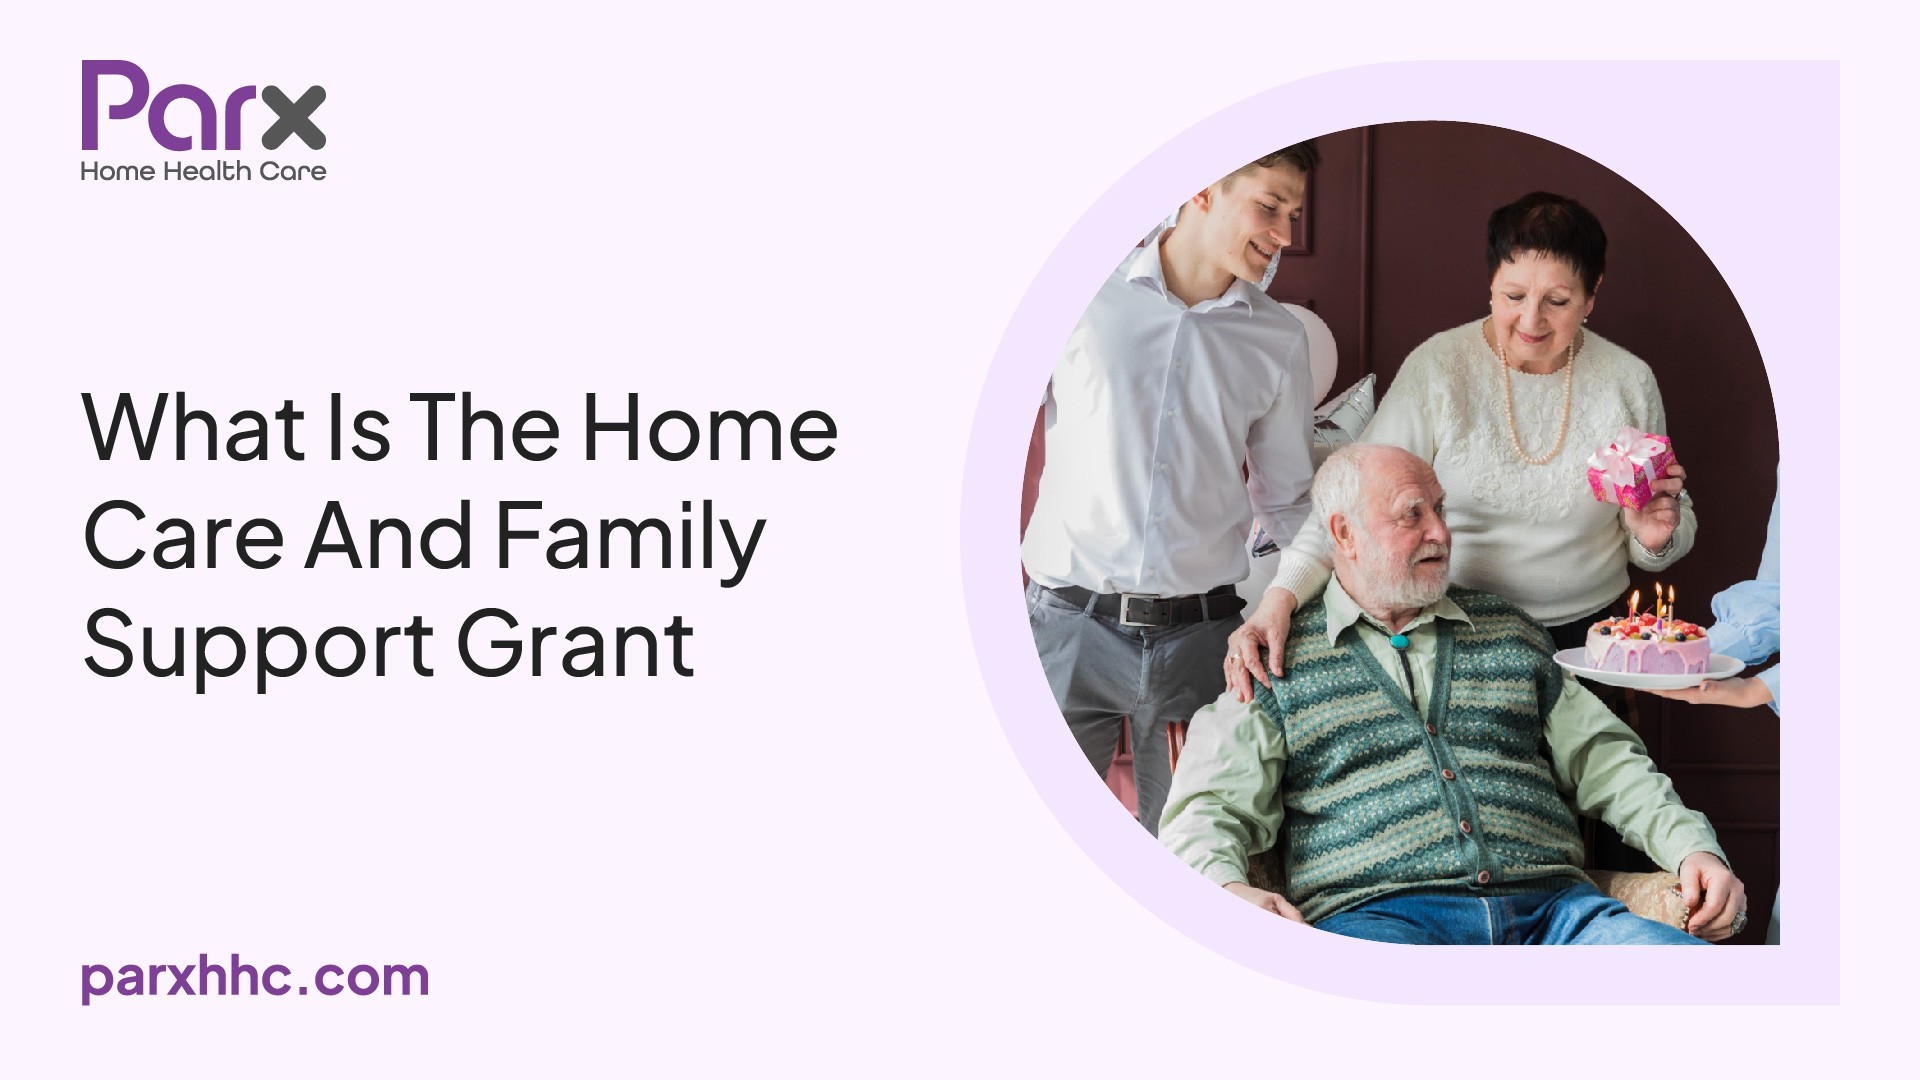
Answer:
[{"xmin": 1225, "ymin": 191, "xmax": 1693, "ymax": 698}]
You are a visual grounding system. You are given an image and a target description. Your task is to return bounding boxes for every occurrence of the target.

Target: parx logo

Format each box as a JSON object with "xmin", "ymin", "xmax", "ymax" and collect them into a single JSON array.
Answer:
[{"xmin": 82, "ymin": 60, "xmax": 326, "ymax": 151}]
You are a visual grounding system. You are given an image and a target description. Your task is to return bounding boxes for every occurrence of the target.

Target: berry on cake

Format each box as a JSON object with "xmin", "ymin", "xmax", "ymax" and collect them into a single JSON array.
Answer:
[{"xmin": 1585, "ymin": 583, "xmax": 1711, "ymax": 675}]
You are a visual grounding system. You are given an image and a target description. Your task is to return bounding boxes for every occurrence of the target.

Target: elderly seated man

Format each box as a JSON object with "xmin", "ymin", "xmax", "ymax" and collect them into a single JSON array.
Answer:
[{"xmin": 1160, "ymin": 444, "xmax": 1748, "ymax": 944}]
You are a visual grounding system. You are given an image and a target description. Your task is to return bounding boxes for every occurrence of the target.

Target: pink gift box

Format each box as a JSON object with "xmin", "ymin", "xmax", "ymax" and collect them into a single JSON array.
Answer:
[{"xmin": 1586, "ymin": 427, "xmax": 1675, "ymax": 511}]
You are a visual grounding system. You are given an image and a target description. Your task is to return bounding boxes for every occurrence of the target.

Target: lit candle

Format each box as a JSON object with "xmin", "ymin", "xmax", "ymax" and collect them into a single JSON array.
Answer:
[{"xmin": 1629, "ymin": 589, "xmax": 1640, "ymax": 619}]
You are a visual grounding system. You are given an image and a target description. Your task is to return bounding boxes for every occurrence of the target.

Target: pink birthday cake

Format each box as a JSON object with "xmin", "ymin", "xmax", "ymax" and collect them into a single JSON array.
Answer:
[{"xmin": 1585, "ymin": 613, "xmax": 1712, "ymax": 675}]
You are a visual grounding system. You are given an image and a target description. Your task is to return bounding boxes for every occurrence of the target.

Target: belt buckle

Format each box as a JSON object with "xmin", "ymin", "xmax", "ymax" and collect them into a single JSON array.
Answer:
[{"xmin": 1118, "ymin": 593, "xmax": 1160, "ymax": 627}]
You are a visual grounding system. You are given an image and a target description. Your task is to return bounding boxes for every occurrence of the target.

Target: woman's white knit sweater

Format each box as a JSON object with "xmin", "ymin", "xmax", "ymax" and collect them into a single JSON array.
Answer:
[{"xmin": 1270, "ymin": 321, "xmax": 1697, "ymax": 626}]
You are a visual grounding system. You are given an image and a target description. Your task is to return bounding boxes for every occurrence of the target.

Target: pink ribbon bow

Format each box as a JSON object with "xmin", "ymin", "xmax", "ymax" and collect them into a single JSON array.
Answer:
[{"xmin": 1588, "ymin": 426, "xmax": 1665, "ymax": 487}]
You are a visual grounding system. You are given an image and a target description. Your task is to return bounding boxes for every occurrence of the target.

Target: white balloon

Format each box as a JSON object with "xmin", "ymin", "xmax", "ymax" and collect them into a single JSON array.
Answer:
[{"xmin": 1279, "ymin": 303, "xmax": 1339, "ymax": 405}]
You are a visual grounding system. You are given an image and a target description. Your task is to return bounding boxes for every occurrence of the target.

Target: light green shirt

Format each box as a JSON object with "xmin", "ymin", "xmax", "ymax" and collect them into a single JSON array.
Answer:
[{"xmin": 1160, "ymin": 575, "xmax": 1728, "ymax": 891}]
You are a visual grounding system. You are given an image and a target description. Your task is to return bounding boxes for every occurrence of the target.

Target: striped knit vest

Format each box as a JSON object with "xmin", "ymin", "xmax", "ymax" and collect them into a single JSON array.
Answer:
[{"xmin": 1251, "ymin": 587, "xmax": 1588, "ymax": 923}]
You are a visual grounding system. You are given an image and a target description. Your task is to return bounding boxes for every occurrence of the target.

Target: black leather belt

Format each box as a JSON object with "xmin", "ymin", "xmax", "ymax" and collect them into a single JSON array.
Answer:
[{"xmin": 1045, "ymin": 584, "xmax": 1245, "ymax": 627}]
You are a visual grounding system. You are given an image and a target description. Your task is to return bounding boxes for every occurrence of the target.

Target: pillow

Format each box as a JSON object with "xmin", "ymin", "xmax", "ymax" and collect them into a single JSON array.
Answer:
[
  {"xmin": 1589, "ymin": 869, "xmax": 1689, "ymax": 929},
  {"xmin": 1310, "ymin": 373, "xmax": 1376, "ymax": 469}
]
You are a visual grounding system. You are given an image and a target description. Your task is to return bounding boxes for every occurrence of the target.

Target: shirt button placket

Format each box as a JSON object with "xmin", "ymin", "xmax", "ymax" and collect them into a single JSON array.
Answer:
[{"xmin": 1141, "ymin": 336, "xmax": 1180, "ymax": 591}]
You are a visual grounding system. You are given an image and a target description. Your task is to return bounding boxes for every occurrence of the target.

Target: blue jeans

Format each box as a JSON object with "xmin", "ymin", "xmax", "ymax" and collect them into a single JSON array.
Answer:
[{"xmin": 1316, "ymin": 884, "xmax": 1710, "ymax": 945}]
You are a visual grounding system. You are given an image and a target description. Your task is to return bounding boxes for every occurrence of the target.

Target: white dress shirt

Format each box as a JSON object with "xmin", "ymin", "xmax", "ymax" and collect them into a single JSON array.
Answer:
[{"xmin": 1021, "ymin": 235, "xmax": 1316, "ymax": 597}]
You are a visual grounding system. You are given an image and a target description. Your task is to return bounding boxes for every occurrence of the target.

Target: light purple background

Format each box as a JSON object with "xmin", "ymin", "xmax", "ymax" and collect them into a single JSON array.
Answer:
[
  {"xmin": 965, "ymin": 62, "xmax": 1835, "ymax": 1003},
  {"xmin": 3, "ymin": 3, "xmax": 1907, "ymax": 1074}
]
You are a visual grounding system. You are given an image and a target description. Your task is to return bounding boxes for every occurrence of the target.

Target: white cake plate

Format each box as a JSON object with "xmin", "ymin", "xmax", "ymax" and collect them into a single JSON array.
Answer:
[{"xmin": 1551, "ymin": 649, "xmax": 1744, "ymax": 691}]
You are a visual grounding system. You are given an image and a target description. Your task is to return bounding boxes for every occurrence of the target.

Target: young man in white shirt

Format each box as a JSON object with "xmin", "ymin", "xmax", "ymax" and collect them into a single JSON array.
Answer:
[{"xmin": 1022, "ymin": 143, "xmax": 1321, "ymax": 835}]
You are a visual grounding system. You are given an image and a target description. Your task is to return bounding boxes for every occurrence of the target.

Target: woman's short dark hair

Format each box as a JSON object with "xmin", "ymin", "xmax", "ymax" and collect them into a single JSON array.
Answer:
[{"xmin": 1485, "ymin": 192, "xmax": 1606, "ymax": 294}]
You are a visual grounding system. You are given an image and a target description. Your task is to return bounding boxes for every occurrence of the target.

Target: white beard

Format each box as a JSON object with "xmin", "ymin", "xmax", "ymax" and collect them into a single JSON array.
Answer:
[{"xmin": 1353, "ymin": 542, "xmax": 1451, "ymax": 612}]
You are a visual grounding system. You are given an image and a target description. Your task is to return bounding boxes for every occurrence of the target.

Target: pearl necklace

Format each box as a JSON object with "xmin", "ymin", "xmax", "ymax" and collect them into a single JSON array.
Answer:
[{"xmin": 1495, "ymin": 329, "xmax": 1581, "ymax": 466}]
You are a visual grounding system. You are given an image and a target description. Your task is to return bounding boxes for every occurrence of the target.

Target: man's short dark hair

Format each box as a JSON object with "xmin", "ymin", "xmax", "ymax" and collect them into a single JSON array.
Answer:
[
  {"xmin": 1252, "ymin": 141, "xmax": 1321, "ymax": 174},
  {"xmin": 1224, "ymin": 140, "xmax": 1321, "ymax": 187},
  {"xmin": 1485, "ymin": 191, "xmax": 1607, "ymax": 294}
]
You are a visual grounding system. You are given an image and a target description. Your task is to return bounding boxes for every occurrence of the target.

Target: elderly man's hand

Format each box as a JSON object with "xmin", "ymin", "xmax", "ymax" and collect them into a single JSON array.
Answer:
[
  {"xmin": 1225, "ymin": 588, "xmax": 1297, "ymax": 703},
  {"xmin": 1623, "ymin": 462, "xmax": 1687, "ymax": 554},
  {"xmin": 1678, "ymin": 851, "xmax": 1748, "ymax": 941},
  {"xmin": 1646, "ymin": 676, "xmax": 1774, "ymax": 709},
  {"xmin": 1224, "ymin": 882, "xmax": 1306, "ymax": 923}
]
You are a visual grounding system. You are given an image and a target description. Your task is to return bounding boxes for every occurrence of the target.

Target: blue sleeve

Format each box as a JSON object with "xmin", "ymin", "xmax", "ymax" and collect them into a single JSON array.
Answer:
[
  {"xmin": 1755, "ymin": 480, "xmax": 1780, "ymax": 584},
  {"xmin": 1707, "ymin": 579, "xmax": 1780, "ymax": 665},
  {"xmin": 1704, "ymin": 483, "xmax": 1781, "ymax": 710}
]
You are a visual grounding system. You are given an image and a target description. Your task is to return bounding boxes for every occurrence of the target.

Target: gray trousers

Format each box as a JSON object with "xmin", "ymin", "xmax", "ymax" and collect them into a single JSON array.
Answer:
[{"xmin": 1026, "ymin": 581, "xmax": 1241, "ymax": 835}]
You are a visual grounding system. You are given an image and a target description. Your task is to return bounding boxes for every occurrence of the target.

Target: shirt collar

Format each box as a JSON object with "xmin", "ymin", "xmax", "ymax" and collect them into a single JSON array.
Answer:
[
  {"xmin": 1121, "ymin": 231, "xmax": 1258, "ymax": 316},
  {"xmin": 1322, "ymin": 572, "xmax": 1473, "ymax": 647}
]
